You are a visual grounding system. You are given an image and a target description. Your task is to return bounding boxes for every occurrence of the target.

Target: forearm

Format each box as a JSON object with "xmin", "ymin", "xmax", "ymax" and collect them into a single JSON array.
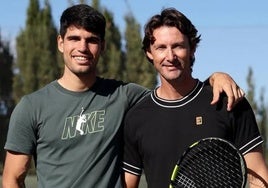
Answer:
[
  {"xmin": 2, "ymin": 151, "xmax": 31, "ymax": 188},
  {"xmin": 248, "ymin": 175, "xmax": 268, "ymax": 188},
  {"xmin": 247, "ymin": 165, "xmax": 268, "ymax": 188},
  {"xmin": 206, "ymin": 71, "xmax": 244, "ymax": 111},
  {"xmin": 245, "ymin": 147, "xmax": 268, "ymax": 187},
  {"xmin": 2, "ymin": 173, "xmax": 26, "ymax": 188},
  {"xmin": 207, "ymin": 72, "xmax": 228, "ymax": 86},
  {"xmin": 247, "ymin": 169, "xmax": 268, "ymax": 188}
]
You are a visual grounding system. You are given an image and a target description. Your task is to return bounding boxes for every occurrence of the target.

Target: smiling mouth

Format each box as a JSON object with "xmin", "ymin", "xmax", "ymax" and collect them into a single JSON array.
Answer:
[
  {"xmin": 73, "ymin": 56, "xmax": 89, "ymax": 61},
  {"xmin": 164, "ymin": 63, "xmax": 181, "ymax": 68},
  {"xmin": 72, "ymin": 55, "xmax": 92, "ymax": 64}
]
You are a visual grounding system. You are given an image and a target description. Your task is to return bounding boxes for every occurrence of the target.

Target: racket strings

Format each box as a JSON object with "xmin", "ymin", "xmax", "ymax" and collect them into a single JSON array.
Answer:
[
  {"xmin": 173, "ymin": 173, "xmax": 196, "ymax": 188},
  {"xmin": 172, "ymin": 139, "xmax": 245, "ymax": 188}
]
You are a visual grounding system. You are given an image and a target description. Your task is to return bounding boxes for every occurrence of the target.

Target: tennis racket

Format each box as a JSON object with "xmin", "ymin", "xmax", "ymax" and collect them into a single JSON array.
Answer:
[{"xmin": 170, "ymin": 137, "xmax": 247, "ymax": 188}]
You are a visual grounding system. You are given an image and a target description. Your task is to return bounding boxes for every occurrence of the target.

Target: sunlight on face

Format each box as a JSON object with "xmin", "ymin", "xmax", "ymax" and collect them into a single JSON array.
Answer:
[
  {"xmin": 146, "ymin": 26, "xmax": 194, "ymax": 82},
  {"xmin": 58, "ymin": 26, "xmax": 104, "ymax": 76}
]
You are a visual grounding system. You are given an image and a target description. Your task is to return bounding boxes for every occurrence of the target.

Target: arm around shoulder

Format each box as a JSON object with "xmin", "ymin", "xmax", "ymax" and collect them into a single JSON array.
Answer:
[
  {"xmin": 208, "ymin": 72, "xmax": 245, "ymax": 111},
  {"xmin": 2, "ymin": 151, "xmax": 32, "ymax": 188}
]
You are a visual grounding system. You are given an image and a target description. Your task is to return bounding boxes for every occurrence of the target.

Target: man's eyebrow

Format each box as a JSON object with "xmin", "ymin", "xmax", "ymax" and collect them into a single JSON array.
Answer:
[{"xmin": 66, "ymin": 35, "xmax": 80, "ymax": 40}]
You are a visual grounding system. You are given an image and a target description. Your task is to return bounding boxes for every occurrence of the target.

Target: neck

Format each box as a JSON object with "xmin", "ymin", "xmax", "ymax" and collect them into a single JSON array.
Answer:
[
  {"xmin": 157, "ymin": 78, "xmax": 197, "ymax": 100},
  {"xmin": 58, "ymin": 73, "xmax": 97, "ymax": 92}
]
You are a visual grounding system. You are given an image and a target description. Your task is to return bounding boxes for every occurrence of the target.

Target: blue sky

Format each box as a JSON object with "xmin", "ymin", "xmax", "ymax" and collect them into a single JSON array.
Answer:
[{"xmin": 1, "ymin": 0, "xmax": 268, "ymax": 104}]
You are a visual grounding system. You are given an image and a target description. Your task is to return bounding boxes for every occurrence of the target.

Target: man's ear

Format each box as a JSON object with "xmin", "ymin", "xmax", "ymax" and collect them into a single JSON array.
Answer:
[
  {"xmin": 146, "ymin": 51, "xmax": 153, "ymax": 61},
  {"xmin": 57, "ymin": 35, "xmax": 64, "ymax": 53}
]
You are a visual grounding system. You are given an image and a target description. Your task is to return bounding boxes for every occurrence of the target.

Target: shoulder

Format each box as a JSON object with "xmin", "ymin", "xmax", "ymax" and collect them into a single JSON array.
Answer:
[
  {"xmin": 12, "ymin": 81, "xmax": 58, "ymax": 113},
  {"xmin": 20, "ymin": 81, "xmax": 55, "ymax": 101},
  {"xmin": 125, "ymin": 93, "xmax": 152, "ymax": 120},
  {"xmin": 96, "ymin": 77, "xmax": 150, "ymax": 103},
  {"xmin": 97, "ymin": 77, "xmax": 148, "ymax": 91}
]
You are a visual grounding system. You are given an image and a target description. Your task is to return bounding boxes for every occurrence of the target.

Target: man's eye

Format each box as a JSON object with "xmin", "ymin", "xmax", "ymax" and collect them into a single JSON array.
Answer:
[
  {"xmin": 87, "ymin": 37, "xmax": 101, "ymax": 44},
  {"xmin": 174, "ymin": 45, "xmax": 183, "ymax": 49},
  {"xmin": 156, "ymin": 46, "xmax": 165, "ymax": 50},
  {"xmin": 67, "ymin": 36, "xmax": 80, "ymax": 41}
]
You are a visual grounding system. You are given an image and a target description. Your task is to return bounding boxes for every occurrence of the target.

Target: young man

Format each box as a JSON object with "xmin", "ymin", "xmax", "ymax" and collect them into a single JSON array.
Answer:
[
  {"xmin": 122, "ymin": 8, "xmax": 268, "ymax": 188},
  {"xmin": 3, "ymin": 4, "xmax": 244, "ymax": 188}
]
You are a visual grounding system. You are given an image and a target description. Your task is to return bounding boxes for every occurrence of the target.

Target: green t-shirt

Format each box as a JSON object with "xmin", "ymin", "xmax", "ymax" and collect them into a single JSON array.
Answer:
[{"xmin": 5, "ymin": 77, "xmax": 149, "ymax": 188}]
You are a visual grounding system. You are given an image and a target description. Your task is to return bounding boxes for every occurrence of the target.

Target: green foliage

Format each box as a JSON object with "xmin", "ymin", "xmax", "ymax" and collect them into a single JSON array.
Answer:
[
  {"xmin": 90, "ymin": 1, "xmax": 125, "ymax": 80},
  {"xmin": 91, "ymin": 0, "xmax": 156, "ymax": 87},
  {"xmin": 0, "ymin": 116, "xmax": 9, "ymax": 169},
  {"xmin": 124, "ymin": 15, "xmax": 157, "ymax": 89},
  {"xmin": 0, "ymin": 35, "xmax": 13, "ymax": 98},
  {"xmin": 246, "ymin": 67, "xmax": 257, "ymax": 110},
  {"xmin": 37, "ymin": 0, "xmax": 61, "ymax": 86},
  {"xmin": 68, "ymin": 0, "xmax": 89, "ymax": 6},
  {"xmin": 0, "ymin": 34, "xmax": 14, "ymax": 167},
  {"xmin": 13, "ymin": 0, "xmax": 61, "ymax": 103},
  {"xmin": 97, "ymin": 8, "xmax": 124, "ymax": 80},
  {"xmin": 258, "ymin": 88, "xmax": 267, "ymax": 159},
  {"xmin": 246, "ymin": 67, "xmax": 267, "ymax": 160}
]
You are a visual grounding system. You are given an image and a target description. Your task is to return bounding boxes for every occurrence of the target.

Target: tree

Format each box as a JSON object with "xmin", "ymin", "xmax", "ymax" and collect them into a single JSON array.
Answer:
[
  {"xmin": 37, "ymin": 0, "xmax": 61, "ymax": 87},
  {"xmin": 246, "ymin": 67, "xmax": 267, "ymax": 159},
  {"xmin": 13, "ymin": 0, "xmax": 60, "ymax": 103},
  {"xmin": 93, "ymin": 0, "xmax": 157, "ymax": 87},
  {"xmin": 91, "ymin": 0, "xmax": 124, "ymax": 80},
  {"xmin": 0, "ymin": 33, "xmax": 13, "ymax": 100},
  {"xmin": 246, "ymin": 67, "xmax": 257, "ymax": 111},
  {"xmin": 124, "ymin": 14, "xmax": 157, "ymax": 89},
  {"xmin": 68, "ymin": 0, "xmax": 89, "ymax": 6},
  {"xmin": 258, "ymin": 88, "xmax": 267, "ymax": 158},
  {"xmin": 0, "ymin": 31, "xmax": 14, "ymax": 169}
]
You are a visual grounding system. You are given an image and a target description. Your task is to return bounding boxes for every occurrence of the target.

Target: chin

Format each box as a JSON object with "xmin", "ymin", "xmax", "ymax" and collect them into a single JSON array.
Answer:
[{"xmin": 75, "ymin": 69, "xmax": 92, "ymax": 76}]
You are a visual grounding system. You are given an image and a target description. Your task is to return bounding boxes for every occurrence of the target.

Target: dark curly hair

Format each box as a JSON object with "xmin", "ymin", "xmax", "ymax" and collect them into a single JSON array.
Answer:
[
  {"xmin": 142, "ymin": 8, "xmax": 201, "ymax": 67},
  {"xmin": 59, "ymin": 4, "xmax": 106, "ymax": 41}
]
